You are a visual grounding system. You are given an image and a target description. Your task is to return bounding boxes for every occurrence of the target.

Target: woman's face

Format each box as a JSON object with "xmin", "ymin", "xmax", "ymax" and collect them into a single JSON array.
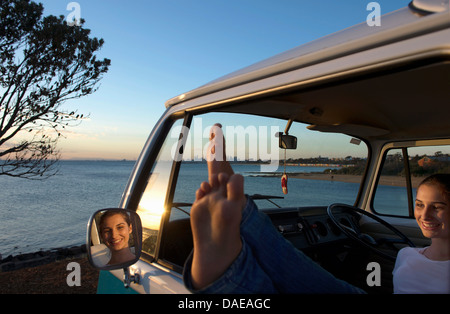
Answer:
[
  {"xmin": 101, "ymin": 214, "xmax": 132, "ymax": 251},
  {"xmin": 415, "ymin": 184, "xmax": 449, "ymax": 240}
]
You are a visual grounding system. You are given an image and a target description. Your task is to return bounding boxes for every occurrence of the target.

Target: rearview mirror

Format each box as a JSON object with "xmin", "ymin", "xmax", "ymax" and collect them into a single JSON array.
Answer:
[
  {"xmin": 279, "ymin": 134, "xmax": 297, "ymax": 149},
  {"xmin": 86, "ymin": 208, "xmax": 142, "ymax": 270}
]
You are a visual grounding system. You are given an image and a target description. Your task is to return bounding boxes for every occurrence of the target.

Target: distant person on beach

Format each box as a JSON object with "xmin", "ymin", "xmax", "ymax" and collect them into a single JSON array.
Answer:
[
  {"xmin": 99, "ymin": 210, "xmax": 136, "ymax": 265},
  {"xmin": 183, "ymin": 124, "xmax": 364, "ymax": 293},
  {"xmin": 393, "ymin": 174, "xmax": 450, "ymax": 294}
]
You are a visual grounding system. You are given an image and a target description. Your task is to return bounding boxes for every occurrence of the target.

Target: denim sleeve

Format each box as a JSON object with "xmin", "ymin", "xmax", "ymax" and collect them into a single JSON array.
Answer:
[
  {"xmin": 183, "ymin": 237, "xmax": 277, "ymax": 294},
  {"xmin": 240, "ymin": 197, "xmax": 365, "ymax": 294}
]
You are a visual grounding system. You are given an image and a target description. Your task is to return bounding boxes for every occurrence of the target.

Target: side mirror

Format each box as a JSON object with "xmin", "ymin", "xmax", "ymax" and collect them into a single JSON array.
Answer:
[
  {"xmin": 86, "ymin": 208, "xmax": 142, "ymax": 271},
  {"xmin": 279, "ymin": 134, "xmax": 297, "ymax": 149}
]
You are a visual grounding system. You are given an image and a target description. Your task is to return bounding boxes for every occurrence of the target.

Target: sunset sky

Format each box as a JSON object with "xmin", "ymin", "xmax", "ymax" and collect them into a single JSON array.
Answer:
[{"xmin": 38, "ymin": 0, "xmax": 408, "ymax": 160}]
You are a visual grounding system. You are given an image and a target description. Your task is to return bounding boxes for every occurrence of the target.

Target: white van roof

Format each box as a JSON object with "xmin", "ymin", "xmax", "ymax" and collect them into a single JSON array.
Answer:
[{"xmin": 165, "ymin": 1, "xmax": 450, "ymax": 109}]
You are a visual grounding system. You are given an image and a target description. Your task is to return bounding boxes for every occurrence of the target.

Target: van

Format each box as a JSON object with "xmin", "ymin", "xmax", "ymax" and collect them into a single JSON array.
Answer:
[{"xmin": 87, "ymin": 0, "xmax": 450, "ymax": 294}]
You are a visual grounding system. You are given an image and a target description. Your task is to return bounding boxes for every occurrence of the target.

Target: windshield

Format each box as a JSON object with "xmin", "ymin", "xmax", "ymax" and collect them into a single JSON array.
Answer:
[{"xmin": 170, "ymin": 112, "xmax": 368, "ymax": 216}]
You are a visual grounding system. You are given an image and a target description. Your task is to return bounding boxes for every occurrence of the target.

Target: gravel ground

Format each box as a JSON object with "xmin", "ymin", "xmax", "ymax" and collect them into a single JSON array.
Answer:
[{"xmin": 0, "ymin": 256, "xmax": 99, "ymax": 294}]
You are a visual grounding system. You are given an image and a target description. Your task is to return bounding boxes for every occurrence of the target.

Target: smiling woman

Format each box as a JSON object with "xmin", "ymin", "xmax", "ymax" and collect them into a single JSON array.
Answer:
[
  {"xmin": 87, "ymin": 208, "xmax": 142, "ymax": 270},
  {"xmin": 414, "ymin": 175, "xmax": 450, "ymax": 258},
  {"xmin": 393, "ymin": 174, "xmax": 450, "ymax": 294},
  {"xmin": 99, "ymin": 210, "xmax": 135, "ymax": 264}
]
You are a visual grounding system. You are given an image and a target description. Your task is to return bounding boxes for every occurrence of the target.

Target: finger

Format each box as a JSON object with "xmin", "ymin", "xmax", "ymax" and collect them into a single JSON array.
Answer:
[
  {"xmin": 200, "ymin": 181, "xmax": 211, "ymax": 194},
  {"xmin": 227, "ymin": 174, "xmax": 244, "ymax": 202},
  {"xmin": 209, "ymin": 123, "xmax": 223, "ymax": 140},
  {"xmin": 195, "ymin": 188, "xmax": 205, "ymax": 201},
  {"xmin": 210, "ymin": 173, "xmax": 220, "ymax": 189},
  {"xmin": 218, "ymin": 172, "xmax": 230, "ymax": 196}
]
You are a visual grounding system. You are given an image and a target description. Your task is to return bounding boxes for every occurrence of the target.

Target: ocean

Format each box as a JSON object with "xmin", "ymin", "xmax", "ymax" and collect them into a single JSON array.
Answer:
[
  {"xmin": 0, "ymin": 160, "xmax": 134, "ymax": 257},
  {"xmin": 0, "ymin": 160, "xmax": 406, "ymax": 257}
]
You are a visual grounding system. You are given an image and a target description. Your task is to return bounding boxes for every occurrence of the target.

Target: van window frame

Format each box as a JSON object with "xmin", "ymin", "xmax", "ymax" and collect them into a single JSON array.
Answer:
[
  {"xmin": 132, "ymin": 113, "xmax": 192, "ymax": 265},
  {"xmin": 371, "ymin": 139, "xmax": 450, "ymax": 218},
  {"xmin": 155, "ymin": 109, "xmax": 372, "ymax": 271},
  {"xmin": 155, "ymin": 114, "xmax": 193, "ymax": 271}
]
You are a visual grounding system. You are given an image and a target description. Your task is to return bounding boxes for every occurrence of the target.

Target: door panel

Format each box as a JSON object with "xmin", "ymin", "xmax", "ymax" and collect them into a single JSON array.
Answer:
[{"xmin": 125, "ymin": 260, "xmax": 190, "ymax": 294}]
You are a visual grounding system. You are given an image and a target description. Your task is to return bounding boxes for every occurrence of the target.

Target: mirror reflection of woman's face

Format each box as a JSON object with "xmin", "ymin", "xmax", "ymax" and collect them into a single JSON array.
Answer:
[{"xmin": 101, "ymin": 213, "xmax": 132, "ymax": 252}]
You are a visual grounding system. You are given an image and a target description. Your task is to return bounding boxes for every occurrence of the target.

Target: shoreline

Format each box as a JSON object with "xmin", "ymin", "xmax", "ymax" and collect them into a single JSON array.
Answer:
[
  {"xmin": 290, "ymin": 173, "xmax": 423, "ymax": 188},
  {"xmin": 0, "ymin": 244, "xmax": 99, "ymax": 294},
  {"xmin": 248, "ymin": 172, "xmax": 423, "ymax": 188},
  {"xmin": 0, "ymin": 255, "xmax": 98, "ymax": 294},
  {"xmin": 0, "ymin": 244, "xmax": 87, "ymax": 272}
]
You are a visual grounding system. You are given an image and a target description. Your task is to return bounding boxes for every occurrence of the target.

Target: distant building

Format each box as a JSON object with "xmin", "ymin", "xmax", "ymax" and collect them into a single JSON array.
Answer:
[{"xmin": 417, "ymin": 157, "xmax": 434, "ymax": 167}]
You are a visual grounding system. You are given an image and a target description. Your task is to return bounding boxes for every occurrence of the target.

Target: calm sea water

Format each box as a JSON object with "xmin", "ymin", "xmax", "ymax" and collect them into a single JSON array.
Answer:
[
  {"xmin": 0, "ymin": 160, "xmax": 134, "ymax": 257},
  {"xmin": 0, "ymin": 160, "xmax": 405, "ymax": 257},
  {"xmin": 174, "ymin": 163, "xmax": 359, "ymax": 209}
]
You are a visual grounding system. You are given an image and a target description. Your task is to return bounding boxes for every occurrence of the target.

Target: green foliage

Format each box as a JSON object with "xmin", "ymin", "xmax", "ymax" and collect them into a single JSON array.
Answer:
[
  {"xmin": 329, "ymin": 152, "xmax": 449, "ymax": 177},
  {"xmin": 0, "ymin": 0, "xmax": 110, "ymax": 179}
]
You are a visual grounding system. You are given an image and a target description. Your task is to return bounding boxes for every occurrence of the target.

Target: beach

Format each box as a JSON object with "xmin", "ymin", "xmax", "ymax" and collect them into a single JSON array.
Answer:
[
  {"xmin": 0, "ymin": 256, "xmax": 98, "ymax": 294},
  {"xmin": 290, "ymin": 173, "xmax": 422, "ymax": 188}
]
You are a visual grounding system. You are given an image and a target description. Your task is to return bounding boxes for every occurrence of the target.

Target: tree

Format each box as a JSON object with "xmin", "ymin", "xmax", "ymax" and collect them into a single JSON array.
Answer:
[{"xmin": 0, "ymin": 0, "xmax": 110, "ymax": 179}]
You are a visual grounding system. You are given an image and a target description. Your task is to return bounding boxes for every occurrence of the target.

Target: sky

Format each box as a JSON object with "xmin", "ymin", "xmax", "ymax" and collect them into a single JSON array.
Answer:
[{"xmin": 37, "ymin": 0, "xmax": 410, "ymax": 160}]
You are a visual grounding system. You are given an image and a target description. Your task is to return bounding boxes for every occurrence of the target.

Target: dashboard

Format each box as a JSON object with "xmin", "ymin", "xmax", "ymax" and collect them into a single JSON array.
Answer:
[
  {"xmin": 264, "ymin": 206, "xmax": 360, "ymax": 250},
  {"xmin": 161, "ymin": 203, "xmax": 363, "ymax": 273}
]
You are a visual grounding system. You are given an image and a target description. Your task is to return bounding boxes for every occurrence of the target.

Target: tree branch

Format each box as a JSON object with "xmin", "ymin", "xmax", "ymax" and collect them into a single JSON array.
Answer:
[{"xmin": 0, "ymin": 1, "xmax": 110, "ymax": 179}]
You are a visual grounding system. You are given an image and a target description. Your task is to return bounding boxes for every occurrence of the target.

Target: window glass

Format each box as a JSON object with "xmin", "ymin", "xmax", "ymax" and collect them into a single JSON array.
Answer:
[
  {"xmin": 373, "ymin": 144, "xmax": 450, "ymax": 217},
  {"xmin": 372, "ymin": 149, "xmax": 409, "ymax": 216},
  {"xmin": 137, "ymin": 119, "xmax": 183, "ymax": 256},
  {"xmin": 170, "ymin": 112, "xmax": 368, "ymax": 218}
]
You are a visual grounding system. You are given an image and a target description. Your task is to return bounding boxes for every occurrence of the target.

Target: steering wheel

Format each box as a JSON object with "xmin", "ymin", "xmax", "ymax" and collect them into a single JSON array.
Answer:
[{"xmin": 327, "ymin": 203, "xmax": 415, "ymax": 262}]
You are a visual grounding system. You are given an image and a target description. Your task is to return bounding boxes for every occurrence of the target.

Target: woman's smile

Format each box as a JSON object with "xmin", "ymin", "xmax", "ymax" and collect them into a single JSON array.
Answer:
[
  {"xmin": 420, "ymin": 221, "xmax": 441, "ymax": 231},
  {"xmin": 109, "ymin": 237, "xmax": 124, "ymax": 246}
]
